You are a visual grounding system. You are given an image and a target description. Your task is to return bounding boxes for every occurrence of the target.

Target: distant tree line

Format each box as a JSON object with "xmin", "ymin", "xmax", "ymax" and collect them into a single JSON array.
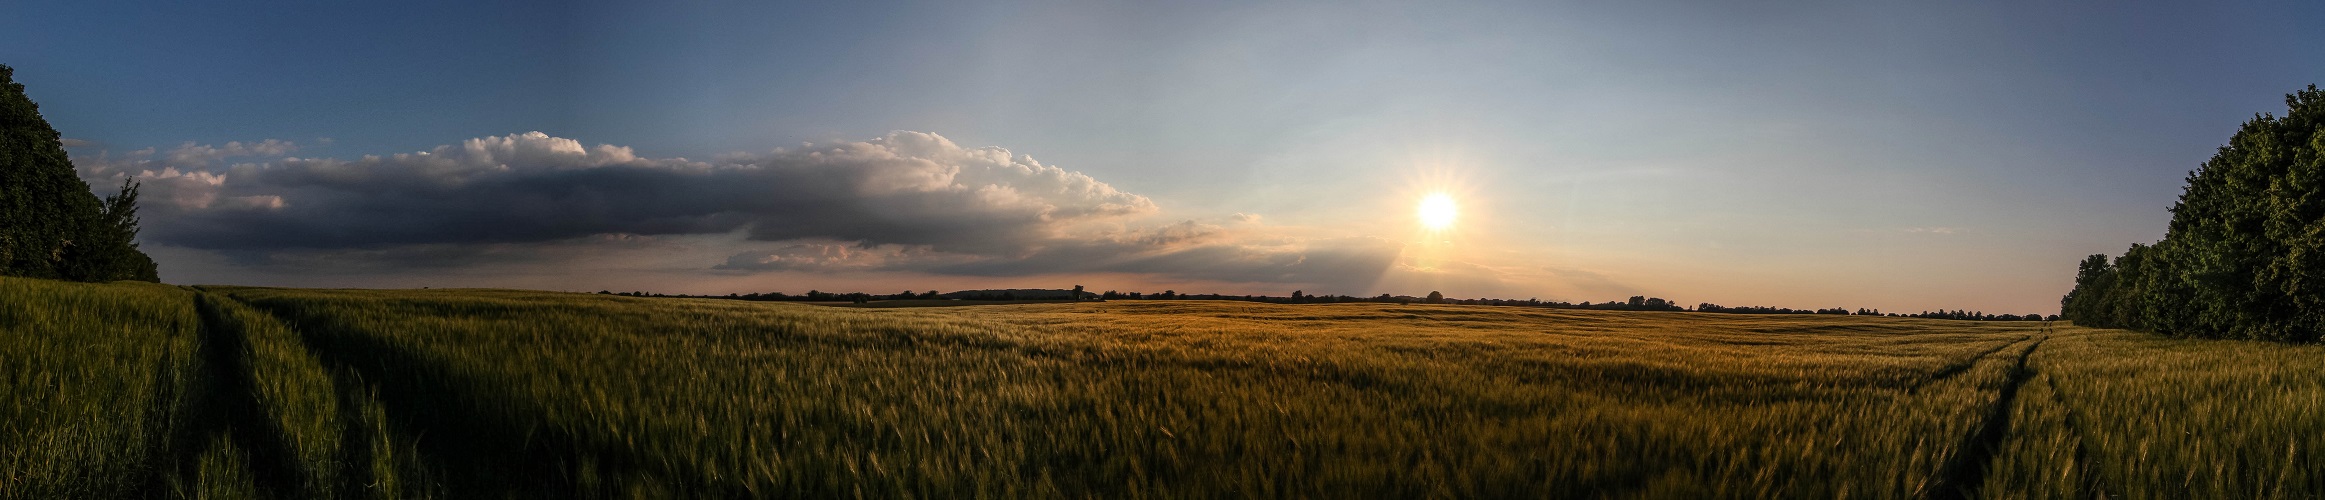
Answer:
[
  {"xmin": 0, "ymin": 65, "xmax": 157, "ymax": 282},
  {"xmin": 2060, "ymin": 85, "xmax": 2324, "ymax": 342},
  {"xmin": 1696, "ymin": 304, "xmax": 1852, "ymax": 315},
  {"xmin": 1692, "ymin": 304, "xmax": 2050, "ymax": 321},
  {"xmin": 603, "ymin": 290, "xmax": 943, "ymax": 304},
  {"xmin": 1093, "ymin": 289, "xmax": 1691, "ymax": 310},
  {"xmin": 616, "ymin": 286, "xmax": 2041, "ymax": 322},
  {"xmin": 602, "ymin": 288, "xmax": 1097, "ymax": 303},
  {"xmin": 1896, "ymin": 310, "xmax": 2051, "ymax": 322}
]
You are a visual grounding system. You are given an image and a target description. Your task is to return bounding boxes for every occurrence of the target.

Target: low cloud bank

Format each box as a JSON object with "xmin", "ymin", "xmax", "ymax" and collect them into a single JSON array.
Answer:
[{"xmin": 75, "ymin": 131, "xmax": 1401, "ymax": 290}]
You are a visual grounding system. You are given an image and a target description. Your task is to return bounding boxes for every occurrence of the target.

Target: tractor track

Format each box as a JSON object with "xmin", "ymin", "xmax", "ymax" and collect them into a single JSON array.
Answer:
[
  {"xmin": 1924, "ymin": 335, "xmax": 2048, "ymax": 500},
  {"xmin": 1911, "ymin": 335, "xmax": 2033, "ymax": 394}
]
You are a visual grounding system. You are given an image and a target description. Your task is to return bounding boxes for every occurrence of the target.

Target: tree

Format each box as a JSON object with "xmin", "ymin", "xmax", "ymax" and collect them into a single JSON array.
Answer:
[
  {"xmin": 0, "ymin": 65, "xmax": 157, "ymax": 282},
  {"xmin": 2060, "ymin": 254, "xmax": 2116, "ymax": 326},
  {"xmin": 2060, "ymin": 84, "xmax": 2325, "ymax": 341},
  {"xmin": 58, "ymin": 179, "xmax": 158, "ymax": 282}
]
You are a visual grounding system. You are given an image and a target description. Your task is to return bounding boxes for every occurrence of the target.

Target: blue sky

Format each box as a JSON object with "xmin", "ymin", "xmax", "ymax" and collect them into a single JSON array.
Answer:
[{"xmin": 7, "ymin": 0, "xmax": 2323, "ymax": 313}]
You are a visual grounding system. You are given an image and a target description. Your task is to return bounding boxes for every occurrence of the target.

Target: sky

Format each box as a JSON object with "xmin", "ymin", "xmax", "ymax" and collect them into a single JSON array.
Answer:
[{"xmin": 6, "ymin": 0, "xmax": 2323, "ymax": 313}]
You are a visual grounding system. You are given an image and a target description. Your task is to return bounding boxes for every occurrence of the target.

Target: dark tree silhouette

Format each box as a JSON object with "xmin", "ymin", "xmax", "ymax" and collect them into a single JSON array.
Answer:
[{"xmin": 0, "ymin": 65, "xmax": 157, "ymax": 282}]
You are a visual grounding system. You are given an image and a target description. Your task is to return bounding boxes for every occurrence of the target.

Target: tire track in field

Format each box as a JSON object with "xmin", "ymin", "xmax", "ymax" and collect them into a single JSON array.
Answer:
[
  {"xmin": 232, "ymin": 295, "xmax": 750, "ymax": 498},
  {"xmin": 1923, "ymin": 334, "xmax": 2047, "ymax": 500},
  {"xmin": 1910, "ymin": 335, "xmax": 2031, "ymax": 394},
  {"xmin": 2030, "ymin": 334, "xmax": 2112, "ymax": 500},
  {"xmin": 200, "ymin": 292, "xmax": 401, "ymax": 499},
  {"xmin": 2044, "ymin": 375, "xmax": 2109, "ymax": 499},
  {"xmin": 167, "ymin": 294, "xmax": 305, "ymax": 498},
  {"xmin": 231, "ymin": 296, "xmax": 588, "ymax": 498}
]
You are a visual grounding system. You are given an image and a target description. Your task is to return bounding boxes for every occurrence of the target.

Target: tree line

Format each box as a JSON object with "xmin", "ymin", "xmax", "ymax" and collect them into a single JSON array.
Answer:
[
  {"xmin": 0, "ymin": 65, "xmax": 157, "ymax": 282},
  {"xmin": 2061, "ymin": 85, "xmax": 2324, "ymax": 342},
  {"xmin": 603, "ymin": 290, "xmax": 931, "ymax": 303},
  {"xmin": 621, "ymin": 286, "xmax": 2046, "ymax": 322},
  {"xmin": 601, "ymin": 289, "xmax": 1086, "ymax": 303}
]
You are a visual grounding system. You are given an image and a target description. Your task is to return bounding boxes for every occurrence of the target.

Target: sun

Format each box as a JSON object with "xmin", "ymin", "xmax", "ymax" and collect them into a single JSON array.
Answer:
[{"xmin": 1418, "ymin": 193, "xmax": 1458, "ymax": 230}]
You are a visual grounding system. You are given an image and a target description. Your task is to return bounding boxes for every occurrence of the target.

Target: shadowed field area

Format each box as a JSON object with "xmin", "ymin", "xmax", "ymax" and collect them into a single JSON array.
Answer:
[{"xmin": 4, "ymin": 277, "xmax": 2321, "ymax": 498}]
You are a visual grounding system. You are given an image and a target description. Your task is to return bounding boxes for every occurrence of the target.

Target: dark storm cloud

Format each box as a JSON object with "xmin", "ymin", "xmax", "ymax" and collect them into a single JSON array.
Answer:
[
  {"xmin": 84, "ymin": 131, "xmax": 1155, "ymax": 254},
  {"xmin": 75, "ymin": 132, "xmax": 1405, "ymax": 289},
  {"xmin": 210, "ymin": 233, "xmax": 680, "ymax": 273}
]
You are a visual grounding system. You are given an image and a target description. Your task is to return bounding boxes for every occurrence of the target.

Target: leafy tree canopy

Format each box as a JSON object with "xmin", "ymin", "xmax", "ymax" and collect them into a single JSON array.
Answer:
[
  {"xmin": 2062, "ymin": 85, "xmax": 2325, "ymax": 342},
  {"xmin": 0, "ymin": 64, "xmax": 157, "ymax": 282}
]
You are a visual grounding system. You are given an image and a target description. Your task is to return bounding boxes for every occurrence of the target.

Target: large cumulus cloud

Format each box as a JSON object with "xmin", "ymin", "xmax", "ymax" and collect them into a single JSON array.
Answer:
[
  {"xmin": 74, "ymin": 132, "xmax": 1405, "ymax": 290},
  {"xmin": 97, "ymin": 131, "xmax": 1154, "ymax": 254}
]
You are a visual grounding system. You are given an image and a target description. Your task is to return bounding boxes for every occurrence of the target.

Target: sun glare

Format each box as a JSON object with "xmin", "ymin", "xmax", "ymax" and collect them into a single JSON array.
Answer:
[{"xmin": 1418, "ymin": 193, "xmax": 1458, "ymax": 230}]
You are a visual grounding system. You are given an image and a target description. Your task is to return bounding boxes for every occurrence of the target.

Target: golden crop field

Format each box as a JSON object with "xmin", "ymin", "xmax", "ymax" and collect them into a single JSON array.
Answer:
[{"xmin": 4, "ymin": 276, "xmax": 2321, "ymax": 498}]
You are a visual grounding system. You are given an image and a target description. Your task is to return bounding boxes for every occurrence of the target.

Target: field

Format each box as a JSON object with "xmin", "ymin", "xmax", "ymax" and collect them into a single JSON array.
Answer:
[{"xmin": 4, "ymin": 277, "xmax": 2322, "ymax": 498}]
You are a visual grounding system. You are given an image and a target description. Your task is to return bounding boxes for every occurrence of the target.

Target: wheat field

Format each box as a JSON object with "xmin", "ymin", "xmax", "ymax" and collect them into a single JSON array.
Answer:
[{"xmin": 3, "ymin": 277, "xmax": 2320, "ymax": 498}]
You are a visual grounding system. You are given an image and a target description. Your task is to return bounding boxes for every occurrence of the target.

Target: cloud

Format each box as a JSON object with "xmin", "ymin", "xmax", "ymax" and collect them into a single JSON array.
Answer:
[
  {"xmin": 165, "ymin": 139, "xmax": 297, "ymax": 163},
  {"xmin": 1904, "ymin": 226, "xmax": 1965, "ymax": 235},
  {"xmin": 715, "ymin": 241, "xmax": 938, "ymax": 272},
  {"xmin": 920, "ymin": 221, "xmax": 1401, "ymax": 290},
  {"xmin": 76, "ymin": 131, "xmax": 1403, "ymax": 291},
  {"xmin": 706, "ymin": 218, "xmax": 1401, "ymax": 290},
  {"xmin": 1536, "ymin": 266, "xmax": 1640, "ymax": 298},
  {"xmin": 216, "ymin": 232, "xmax": 687, "ymax": 273},
  {"xmin": 89, "ymin": 131, "xmax": 1156, "ymax": 254},
  {"xmin": 58, "ymin": 137, "xmax": 97, "ymax": 148}
]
